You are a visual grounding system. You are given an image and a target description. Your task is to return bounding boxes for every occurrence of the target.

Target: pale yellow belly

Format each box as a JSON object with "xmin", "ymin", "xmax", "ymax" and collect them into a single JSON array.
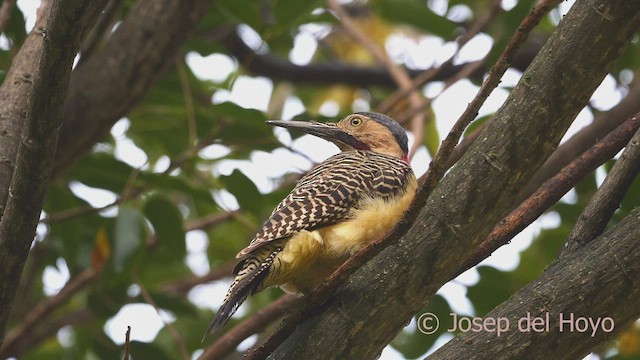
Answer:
[
  {"xmin": 265, "ymin": 178, "xmax": 417, "ymax": 294},
  {"xmin": 318, "ymin": 184, "xmax": 416, "ymax": 257}
]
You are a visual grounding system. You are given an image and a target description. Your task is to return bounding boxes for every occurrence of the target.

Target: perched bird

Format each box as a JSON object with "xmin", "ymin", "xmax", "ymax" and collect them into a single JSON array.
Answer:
[{"xmin": 206, "ymin": 112, "xmax": 416, "ymax": 335}]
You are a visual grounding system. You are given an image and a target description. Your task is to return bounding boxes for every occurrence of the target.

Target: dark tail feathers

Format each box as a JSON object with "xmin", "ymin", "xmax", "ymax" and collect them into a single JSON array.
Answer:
[{"xmin": 202, "ymin": 247, "xmax": 281, "ymax": 340}]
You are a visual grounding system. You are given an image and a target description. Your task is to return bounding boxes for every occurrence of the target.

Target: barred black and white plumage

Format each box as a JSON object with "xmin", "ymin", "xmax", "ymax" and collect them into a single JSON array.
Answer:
[
  {"xmin": 239, "ymin": 150, "xmax": 414, "ymax": 257},
  {"xmin": 205, "ymin": 112, "xmax": 417, "ymax": 336}
]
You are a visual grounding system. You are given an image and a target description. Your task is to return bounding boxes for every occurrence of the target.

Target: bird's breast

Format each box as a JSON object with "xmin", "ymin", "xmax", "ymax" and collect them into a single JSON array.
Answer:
[{"xmin": 318, "ymin": 176, "xmax": 417, "ymax": 257}]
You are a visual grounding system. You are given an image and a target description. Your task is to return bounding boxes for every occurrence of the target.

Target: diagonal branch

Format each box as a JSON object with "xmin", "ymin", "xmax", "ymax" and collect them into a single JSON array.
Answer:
[
  {"xmin": 0, "ymin": 0, "xmax": 16, "ymax": 36},
  {"xmin": 246, "ymin": 0, "xmax": 562, "ymax": 358},
  {"xmin": 559, "ymin": 118, "xmax": 640, "ymax": 256},
  {"xmin": 0, "ymin": 0, "xmax": 109, "ymax": 344},
  {"xmin": 53, "ymin": 0, "xmax": 216, "ymax": 177},
  {"xmin": 199, "ymin": 295, "xmax": 299, "ymax": 360},
  {"xmin": 377, "ymin": 0, "xmax": 503, "ymax": 115},
  {"xmin": 0, "ymin": 268, "xmax": 97, "ymax": 357},
  {"xmin": 459, "ymin": 112, "xmax": 640, "ymax": 274},
  {"xmin": 327, "ymin": 0, "xmax": 426, "ymax": 158},
  {"xmin": 523, "ymin": 76, "xmax": 640, "ymax": 195},
  {"xmin": 0, "ymin": 309, "xmax": 93, "ymax": 358},
  {"xmin": 429, "ymin": 207, "xmax": 640, "ymax": 360},
  {"xmin": 260, "ymin": 1, "xmax": 640, "ymax": 358}
]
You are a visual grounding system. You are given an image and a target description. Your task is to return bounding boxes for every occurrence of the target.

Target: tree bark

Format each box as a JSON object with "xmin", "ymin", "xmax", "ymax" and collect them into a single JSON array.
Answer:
[
  {"xmin": 267, "ymin": 1, "xmax": 640, "ymax": 358},
  {"xmin": 0, "ymin": 0, "xmax": 109, "ymax": 344},
  {"xmin": 52, "ymin": 0, "xmax": 216, "ymax": 176},
  {"xmin": 0, "ymin": 0, "xmax": 101, "ymax": 219},
  {"xmin": 523, "ymin": 77, "xmax": 640, "ymax": 196},
  {"xmin": 429, "ymin": 207, "xmax": 640, "ymax": 360}
]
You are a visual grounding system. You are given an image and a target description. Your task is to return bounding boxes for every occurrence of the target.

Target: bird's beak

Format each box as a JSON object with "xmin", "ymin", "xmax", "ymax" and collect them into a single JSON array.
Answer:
[{"xmin": 267, "ymin": 120, "xmax": 369, "ymax": 150}]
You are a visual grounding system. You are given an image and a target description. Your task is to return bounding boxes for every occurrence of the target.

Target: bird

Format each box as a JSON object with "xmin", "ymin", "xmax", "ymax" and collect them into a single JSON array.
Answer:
[{"xmin": 205, "ymin": 112, "xmax": 417, "ymax": 335}]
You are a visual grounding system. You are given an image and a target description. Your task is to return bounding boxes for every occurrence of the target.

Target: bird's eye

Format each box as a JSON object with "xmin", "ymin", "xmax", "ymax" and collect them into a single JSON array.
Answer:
[{"xmin": 350, "ymin": 117, "xmax": 363, "ymax": 127}]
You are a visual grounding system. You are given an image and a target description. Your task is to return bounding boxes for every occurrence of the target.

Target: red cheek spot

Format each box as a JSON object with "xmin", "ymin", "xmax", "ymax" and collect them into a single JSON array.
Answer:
[{"xmin": 403, "ymin": 154, "xmax": 409, "ymax": 163}]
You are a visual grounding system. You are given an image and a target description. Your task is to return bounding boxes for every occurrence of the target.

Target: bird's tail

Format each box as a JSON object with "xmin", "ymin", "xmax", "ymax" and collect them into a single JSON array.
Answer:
[{"xmin": 203, "ymin": 245, "xmax": 282, "ymax": 338}]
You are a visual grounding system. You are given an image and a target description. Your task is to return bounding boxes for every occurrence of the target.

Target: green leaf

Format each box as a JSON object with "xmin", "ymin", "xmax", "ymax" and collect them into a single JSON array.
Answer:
[
  {"xmin": 142, "ymin": 173, "xmax": 218, "ymax": 208},
  {"xmin": 207, "ymin": 218, "xmax": 255, "ymax": 261},
  {"xmin": 129, "ymin": 341, "xmax": 172, "ymax": 360},
  {"xmin": 220, "ymin": 169, "xmax": 264, "ymax": 216},
  {"xmin": 424, "ymin": 107, "xmax": 440, "ymax": 157},
  {"xmin": 212, "ymin": 102, "xmax": 277, "ymax": 151},
  {"xmin": 68, "ymin": 153, "xmax": 135, "ymax": 193},
  {"xmin": 44, "ymin": 183, "xmax": 105, "ymax": 271},
  {"xmin": 374, "ymin": 0, "xmax": 457, "ymax": 38},
  {"xmin": 464, "ymin": 114, "xmax": 492, "ymax": 137},
  {"xmin": 466, "ymin": 266, "xmax": 515, "ymax": 315},
  {"xmin": 272, "ymin": 0, "xmax": 323, "ymax": 29},
  {"xmin": 143, "ymin": 195, "xmax": 186, "ymax": 258},
  {"xmin": 216, "ymin": 0, "xmax": 261, "ymax": 30},
  {"xmin": 112, "ymin": 206, "xmax": 144, "ymax": 272},
  {"xmin": 514, "ymin": 225, "xmax": 570, "ymax": 284},
  {"xmin": 392, "ymin": 295, "xmax": 453, "ymax": 358},
  {"xmin": 4, "ymin": 5, "xmax": 27, "ymax": 47}
]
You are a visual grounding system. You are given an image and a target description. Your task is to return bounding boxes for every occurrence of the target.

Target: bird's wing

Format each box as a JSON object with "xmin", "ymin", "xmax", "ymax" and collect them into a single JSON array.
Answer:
[{"xmin": 236, "ymin": 151, "xmax": 411, "ymax": 258}]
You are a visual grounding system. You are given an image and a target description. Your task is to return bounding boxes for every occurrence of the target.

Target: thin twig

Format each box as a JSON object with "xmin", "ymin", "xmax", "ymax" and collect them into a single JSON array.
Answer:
[
  {"xmin": 78, "ymin": 0, "xmax": 123, "ymax": 64},
  {"xmin": 458, "ymin": 113, "xmax": 640, "ymax": 274},
  {"xmin": 0, "ymin": 0, "xmax": 16, "ymax": 36},
  {"xmin": 123, "ymin": 326, "xmax": 131, "ymax": 360},
  {"xmin": 162, "ymin": 260, "xmax": 237, "ymax": 296},
  {"xmin": 42, "ymin": 133, "xmax": 216, "ymax": 225},
  {"xmin": 0, "ymin": 309, "xmax": 94, "ymax": 358},
  {"xmin": 1, "ymin": 268, "xmax": 97, "ymax": 353},
  {"xmin": 176, "ymin": 58, "xmax": 198, "ymax": 145},
  {"xmin": 559, "ymin": 119, "xmax": 640, "ymax": 256},
  {"xmin": 327, "ymin": 0, "xmax": 425, "ymax": 158},
  {"xmin": 199, "ymin": 295, "xmax": 299, "ymax": 360},
  {"xmin": 136, "ymin": 276, "xmax": 190, "ymax": 360},
  {"xmin": 185, "ymin": 211, "xmax": 238, "ymax": 232},
  {"xmin": 245, "ymin": 1, "xmax": 557, "ymax": 358},
  {"xmin": 378, "ymin": 0, "xmax": 503, "ymax": 114},
  {"xmin": 397, "ymin": 56, "xmax": 487, "ymax": 124}
]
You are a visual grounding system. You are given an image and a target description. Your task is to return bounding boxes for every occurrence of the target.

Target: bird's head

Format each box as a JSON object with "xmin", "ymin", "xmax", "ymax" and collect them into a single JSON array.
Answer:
[{"xmin": 267, "ymin": 112, "xmax": 409, "ymax": 162}]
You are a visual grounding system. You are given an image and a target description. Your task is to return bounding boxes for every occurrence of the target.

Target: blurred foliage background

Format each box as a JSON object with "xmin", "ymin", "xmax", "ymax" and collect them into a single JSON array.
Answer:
[{"xmin": 0, "ymin": 0, "xmax": 639, "ymax": 359}]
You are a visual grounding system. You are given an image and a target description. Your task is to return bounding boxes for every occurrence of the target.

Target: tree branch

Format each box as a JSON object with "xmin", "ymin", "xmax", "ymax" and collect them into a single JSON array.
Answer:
[
  {"xmin": 260, "ymin": 1, "xmax": 640, "ymax": 358},
  {"xmin": 0, "ymin": 268, "xmax": 97, "ymax": 356},
  {"xmin": 199, "ymin": 295, "xmax": 299, "ymax": 360},
  {"xmin": 523, "ymin": 76, "xmax": 640, "ymax": 195},
  {"xmin": 52, "ymin": 0, "xmax": 216, "ymax": 176},
  {"xmin": 0, "ymin": 0, "xmax": 109, "ymax": 344},
  {"xmin": 429, "ymin": 207, "xmax": 640, "ymax": 360},
  {"xmin": 459, "ymin": 113, "xmax": 640, "ymax": 273},
  {"xmin": 377, "ymin": 0, "xmax": 503, "ymax": 115},
  {"xmin": 162, "ymin": 260, "xmax": 236, "ymax": 296},
  {"xmin": 560, "ymin": 120, "xmax": 640, "ymax": 255},
  {"xmin": 247, "ymin": 1, "xmax": 559, "ymax": 357},
  {"xmin": 220, "ymin": 26, "xmax": 542, "ymax": 89},
  {"xmin": 0, "ymin": 309, "xmax": 93, "ymax": 358},
  {"xmin": 0, "ymin": 0, "xmax": 15, "ymax": 36},
  {"xmin": 1, "ymin": 2, "xmax": 51, "ymax": 218}
]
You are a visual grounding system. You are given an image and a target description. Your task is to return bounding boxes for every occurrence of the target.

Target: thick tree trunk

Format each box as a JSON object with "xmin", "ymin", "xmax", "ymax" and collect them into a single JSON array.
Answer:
[
  {"xmin": 0, "ymin": 0, "xmax": 109, "ymax": 344},
  {"xmin": 53, "ymin": 0, "xmax": 216, "ymax": 176},
  {"xmin": 268, "ymin": 1, "xmax": 640, "ymax": 358},
  {"xmin": 0, "ymin": 1, "xmax": 102, "ymax": 218},
  {"xmin": 429, "ymin": 207, "xmax": 640, "ymax": 360}
]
